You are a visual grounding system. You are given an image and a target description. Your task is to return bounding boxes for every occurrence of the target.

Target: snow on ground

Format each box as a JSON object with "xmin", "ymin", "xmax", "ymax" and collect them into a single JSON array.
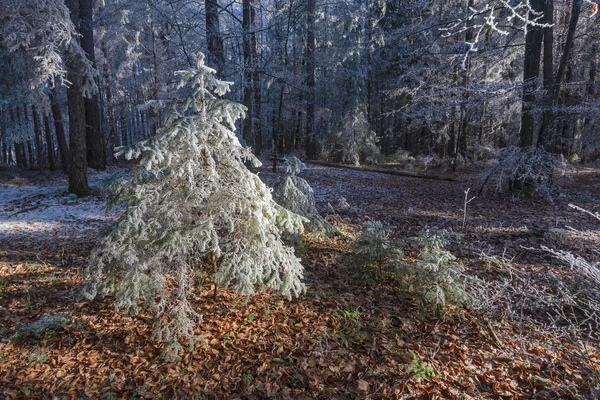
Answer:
[{"xmin": 0, "ymin": 167, "xmax": 128, "ymax": 246}]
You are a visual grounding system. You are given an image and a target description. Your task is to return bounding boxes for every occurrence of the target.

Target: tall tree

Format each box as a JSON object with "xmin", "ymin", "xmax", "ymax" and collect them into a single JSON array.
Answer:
[
  {"xmin": 305, "ymin": 0, "xmax": 317, "ymax": 160},
  {"xmin": 205, "ymin": 0, "xmax": 225, "ymax": 75},
  {"xmin": 49, "ymin": 89, "xmax": 70, "ymax": 173},
  {"xmin": 242, "ymin": 0, "xmax": 254, "ymax": 149},
  {"xmin": 43, "ymin": 113, "xmax": 57, "ymax": 171},
  {"xmin": 537, "ymin": 0, "xmax": 555, "ymax": 148},
  {"xmin": 519, "ymin": 0, "xmax": 544, "ymax": 147},
  {"xmin": 80, "ymin": 0, "xmax": 106, "ymax": 170},
  {"xmin": 65, "ymin": 0, "xmax": 90, "ymax": 196}
]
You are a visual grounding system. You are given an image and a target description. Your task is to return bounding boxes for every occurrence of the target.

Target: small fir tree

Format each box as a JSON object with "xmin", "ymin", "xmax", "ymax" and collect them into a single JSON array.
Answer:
[
  {"xmin": 271, "ymin": 156, "xmax": 335, "ymax": 234},
  {"xmin": 346, "ymin": 220, "xmax": 402, "ymax": 285},
  {"xmin": 83, "ymin": 55, "xmax": 305, "ymax": 355},
  {"xmin": 410, "ymin": 227, "xmax": 471, "ymax": 315}
]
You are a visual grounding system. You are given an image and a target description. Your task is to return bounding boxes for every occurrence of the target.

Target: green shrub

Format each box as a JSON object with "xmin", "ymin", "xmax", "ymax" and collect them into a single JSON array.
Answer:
[
  {"xmin": 348, "ymin": 221, "xmax": 402, "ymax": 284},
  {"xmin": 406, "ymin": 227, "xmax": 471, "ymax": 315}
]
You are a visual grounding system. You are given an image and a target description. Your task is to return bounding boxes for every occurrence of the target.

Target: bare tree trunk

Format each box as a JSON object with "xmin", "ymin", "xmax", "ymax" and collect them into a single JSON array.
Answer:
[
  {"xmin": 49, "ymin": 90, "xmax": 70, "ymax": 173},
  {"xmin": 456, "ymin": 0, "xmax": 474, "ymax": 166},
  {"xmin": 80, "ymin": 0, "xmax": 106, "ymax": 171},
  {"xmin": 519, "ymin": 0, "xmax": 544, "ymax": 147},
  {"xmin": 205, "ymin": 0, "xmax": 225, "ymax": 75},
  {"xmin": 552, "ymin": 0, "xmax": 582, "ymax": 106},
  {"xmin": 537, "ymin": 0, "xmax": 554, "ymax": 148},
  {"xmin": 242, "ymin": 0, "xmax": 254, "ymax": 149},
  {"xmin": 44, "ymin": 114, "xmax": 57, "ymax": 171},
  {"xmin": 120, "ymin": 109, "xmax": 129, "ymax": 147},
  {"xmin": 27, "ymin": 140, "xmax": 34, "ymax": 169},
  {"xmin": 274, "ymin": 0, "xmax": 294, "ymax": 171},
  {"xmin": 65, "ymin": 0, "xmax": 90, "ymax": 196},
  {"xmin": 251, "ymin": 5, "xmax": 262, "ymax": 155},
  {"xmin": 32, "ymin": 107, "xmax": 45, "ymax": 171},
  {"xmin": 305, "ymin": 0, "xmax": 317, "ymax": 160},
  {"xmin": 10, "ymin": 108, "xmax": 26, "ymax": 168}
]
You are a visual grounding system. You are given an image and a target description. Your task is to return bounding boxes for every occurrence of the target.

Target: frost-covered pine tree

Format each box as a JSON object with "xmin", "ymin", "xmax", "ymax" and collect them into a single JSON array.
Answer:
[{"xmin": 83, "ymin": 54, "xmax": 305, "ymax": 355}]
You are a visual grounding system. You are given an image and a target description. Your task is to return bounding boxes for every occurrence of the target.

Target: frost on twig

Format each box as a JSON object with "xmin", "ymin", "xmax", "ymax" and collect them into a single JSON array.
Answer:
[{"xmin": 440, "ymin": 0, "xmax": 553, "ymax": 69}]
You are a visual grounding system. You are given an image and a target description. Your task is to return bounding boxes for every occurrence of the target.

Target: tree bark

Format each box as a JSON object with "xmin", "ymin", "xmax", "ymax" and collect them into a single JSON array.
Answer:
[
  {"xmin": 32, "ymin": 107, "xmax": 45, "ymax": 171},
  {"xmin": 80, "ymin": 0, "xmax": 106, "ymax": 170},
  {"xmin": 274, "ymin": 0, "xmax": 294, "ymax": 172},
  {"xmin": 205, "ymin": 0, "xmax": 225, "ymax": 75},
  {"xmin": 44, "ymin": 114, "xmax": 57, "ymax": 171},
  {"xmin": 537, "ymin": 0, "xmax": 554, "ymax": 148},
  {"xmin": 519, "ymin": 0, "xmax": 544, "ymax": 147},
  {"xmin": 49, "ymin": 89, "xmax": 70, "ymax": 173},
  {"xmin": 242, "ymin": 0, "xmax": 254, "ymax": 149},
  {"xmin": 65, "ymin": 0, "xmax": 90, "ymax": 196},
  {"xmin": 552, "ymin": 0, "xmax": 582, "ymax": 106},
  {"xmin": 251, "ymin": 5, "xmax": 262, "ymax": 155},
  {"xmin": 305, "ymin": 0, "xmax": 317, "ymax": 160}
]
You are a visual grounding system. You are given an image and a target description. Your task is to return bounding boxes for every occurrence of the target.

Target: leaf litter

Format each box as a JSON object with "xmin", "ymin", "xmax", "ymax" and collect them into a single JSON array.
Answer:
[{"xmin": 0, "ymin": 163, "xmax": 599, "ymax": 398}]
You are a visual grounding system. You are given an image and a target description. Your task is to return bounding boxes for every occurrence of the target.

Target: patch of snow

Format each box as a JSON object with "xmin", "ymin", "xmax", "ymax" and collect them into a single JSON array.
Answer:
[{"xmin": 0, "ymin": 167, "xmax": 128, "ymax": 244}]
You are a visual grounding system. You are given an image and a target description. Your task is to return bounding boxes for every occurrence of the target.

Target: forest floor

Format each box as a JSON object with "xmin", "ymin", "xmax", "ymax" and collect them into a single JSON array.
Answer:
[{"xmin": 0, "ymin": 162, "xmax": 599, "ymax": 399}]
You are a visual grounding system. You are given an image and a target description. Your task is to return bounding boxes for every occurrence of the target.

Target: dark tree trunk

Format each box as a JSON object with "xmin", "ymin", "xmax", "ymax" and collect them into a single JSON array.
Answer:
[
  {"xmin": 274, "ymin": 0, "xmax": 294, "ymax": 171},
  {"xmin": 32, "ymin": 107, "xmax": 45, "ymax": 171},
  {"xmin": 80, "ymin": 0, "xmax": 106, "ymax": 171},
  {"xmin": 44, "ymin": 114, "xmax": 57, "ymax": 171},
  {"xmin": 519, "ymin": 0, "xmax": 544, "ymax": 147},
  {"xmin": 552, "ymin": 0, "xmax": 582, "ymax": 107},
  {"xmin": 251, "ymin": 5, "xmax": 262, "ymax": 155},
  {"xmin": 120, "ymin": 110, "xmax": 129, "ymax": 147},
  {"xmin": 242, "ymin": 0, "xmax": 254, "ymax": 149},
  {"xmin": 10, "ymin": 108, "xmax": 26, "ymax": 168},
  {"xmin": 456, "ymin": 0, "xmax": 474, "ymax": 165},
  {"xmin": 65, "ymin": 0, "xmax": 90, "ymax": 196},
  {"xmin": 537, "ymin": 0, "xmax": 554, "ymax": 148},
  {"xmin": 49, "ymin": 90, "xmax": 70, "ymax": 173},
  {"xmin": 305, "ymin": 0, "xmax": 317, "ymax": 160},
  {"xmin": 27, "ymin": 141, "xmax": 34, "ymax": 168},
  {"xmin": 205, "ymin": 0, "xmax": 225, "ymax": 75},
  {"xmin": 15, "ymin": 143, "xmax": 26, "ymax": 169}
]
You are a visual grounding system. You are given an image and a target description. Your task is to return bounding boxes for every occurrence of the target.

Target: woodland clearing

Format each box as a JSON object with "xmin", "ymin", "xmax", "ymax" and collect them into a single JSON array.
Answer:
[{"xmin": 0, "ymin": 163, "xmax": 599, "ymax": 399}]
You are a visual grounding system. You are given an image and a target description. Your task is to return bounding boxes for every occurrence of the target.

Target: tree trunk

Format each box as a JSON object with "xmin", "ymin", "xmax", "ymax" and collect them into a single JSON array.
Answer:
[
  {"xmin": 456, "ymin": 0, "xmax": 474, "ymax": 165},
  {"xmin": 10, "ymin": 108, "xmax": 26, "ymax": 168},
  {"xmin": 274, "ymin": 0, "xmax": 294, "ymax": 171},
  {"xmin": 519, "ymin": 0, "xmax": 544, "ymax": 147},
  {"xmin": 27, "ymin": 141, "xmax": 34, "ymax": 168},
  {"xmin": 537, "ymin": 0, "xmax": 554, "ymax": 148},
  {"xmin": 205, "ymin": 0, "xmax": 225, "ymax": 75},
  {"xmin": 49, "ymin": 90, "xmax": 70, "ymax": 173},
  {"xmin": 552, "ymin": 0, "xmax": 582, "ymax": 106},
  {"xmin": 305, "ymin": 0, "xmax": 317, "ymax": 160},
  {"xmin": 80, "ymin": 0, "xmax": 106, "ymax": 171},
  {"xmin": 242, "ymin": 0, "xmax": 254, "ymax": 149},
  {"xmin": 32, "ymin": 107, "xmax": 45, "ymax": 171},
  {"xmin": 251, "ymin": 5, "xmax": 262, "ymax": 155},
  {"xmin": 44, "ymin": 114, "xmax": 57, "ymax": 171},
  {"xmin": 65, "ymin": 0, "xmax": 90, "ymax": 196},
  {"xmin": 120, "ymin": 109, "xmax": 129, "ymax": 147}
]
